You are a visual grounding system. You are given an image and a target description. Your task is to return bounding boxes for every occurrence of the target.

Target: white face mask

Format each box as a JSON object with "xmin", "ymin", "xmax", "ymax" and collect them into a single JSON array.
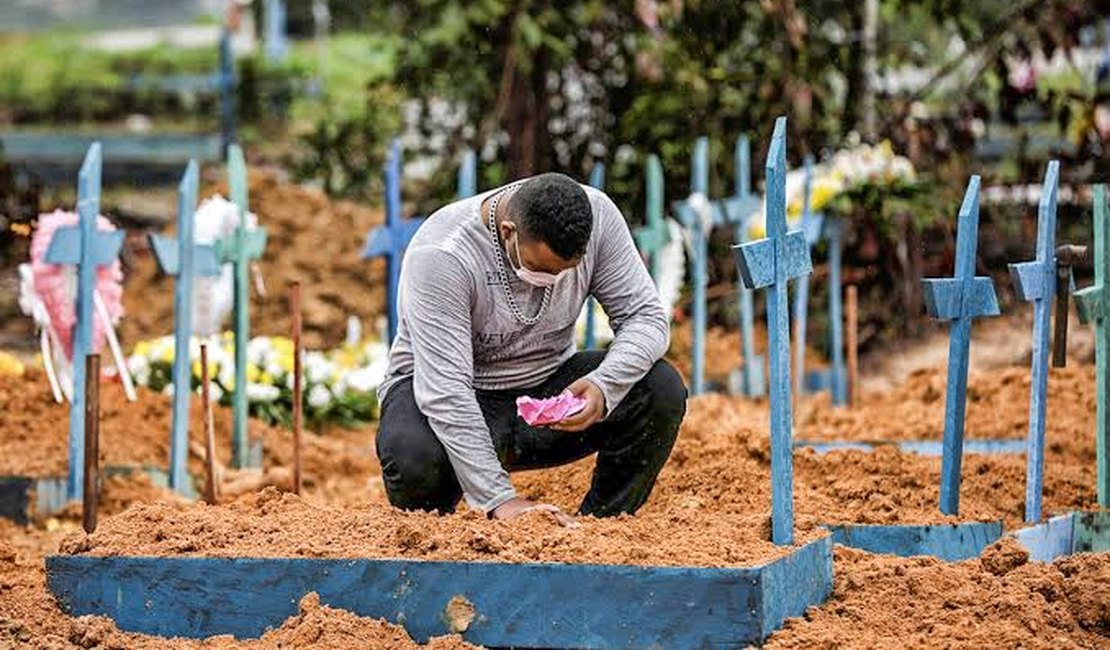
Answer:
[{"xmin": 508, "ymin": 231, "xmax": 566, "ymax": 288}]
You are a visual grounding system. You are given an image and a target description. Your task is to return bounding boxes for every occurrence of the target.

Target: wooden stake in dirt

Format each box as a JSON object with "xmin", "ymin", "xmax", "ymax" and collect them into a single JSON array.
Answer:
[
  {"xmin": 733, "ymin": 117, "xmax": 813, "ymax": 545},
  {"xmin": 582, "ymin": 163, "xmax": 606, "ymax": 350},
  {"xmin": 200, "ymin": 344, "xmax": 219, "ymax": 505},
  {"xmin": 846, "ymin": 284, "xmax": 860, "ymax": 407},
  {"xmin": 362, "ymin": 139, "xmax": 425, "ymax": 344},
  {"xmin": 149, "ymin": 159, "xmax": 220, "ymax": 495},
  {"xmin": 1008, "ymin": 161, "xmax": 1059, "ymax": 523},
  {"xmin": 43, "ymin": 143, "xmax": 124, "ymax": 502},
  {"xmin": 1074, "ymin": 184, "xmax": 1110, "ymax": 507},
  {"xmin": 721, "ymin": 134, "xmax": 765, "ymax": 398},
  {"xmin": 921, "ymin": 177, "xmax": 1000, "ymax": 516},
  {"xmin": 290, "ymin": 281, "xmax": 304, "ymax": 496},
  {"xmin": 217, "ymin": 145, "xmax": 269, "ymax": 469},
  {"xmin": 82, "ymin": 354, "xmax": 100, "ymax": 534}
]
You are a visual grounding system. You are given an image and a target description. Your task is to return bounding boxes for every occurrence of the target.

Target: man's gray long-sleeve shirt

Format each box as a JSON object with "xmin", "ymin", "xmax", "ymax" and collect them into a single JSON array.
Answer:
[{"xmin": 377, "ymin": 182, "xmax": 670, "ymax": 513}]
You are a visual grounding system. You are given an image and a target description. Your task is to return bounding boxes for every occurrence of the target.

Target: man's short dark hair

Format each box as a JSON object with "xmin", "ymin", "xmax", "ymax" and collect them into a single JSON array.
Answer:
[{"xmin": 508, "ymin": 173, "xmax": 593, "ymax": 260}]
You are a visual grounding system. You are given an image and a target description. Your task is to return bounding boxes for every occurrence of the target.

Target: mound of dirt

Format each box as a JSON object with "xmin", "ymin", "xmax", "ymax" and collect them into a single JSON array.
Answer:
[
  {"xmin": 59, "ymin": 486, "xmax": 819, "ymax": 568},
  {"xmin": 766, "ymin": 547, "xmax": 1110, "ymax": 648},
  {"xmin": 119, "ymin": 171, "xmax": 386, "ymax": 350}
]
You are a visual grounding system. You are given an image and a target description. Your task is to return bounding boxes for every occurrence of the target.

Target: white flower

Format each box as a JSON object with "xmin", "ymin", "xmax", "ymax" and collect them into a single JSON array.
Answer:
[
  {"xmin": 305, "ymin": 351, "xmax": 335, "ymax": 385},
  {"xmin": 307, "ymin": 384, "xmax": 331, "ymax": 409},
  {"xmin": 199, "ymin": 382, "xmax": 224, "ymax": 402},
  {"xmin": 247, "ymin": 337, "xmax": 273, "ymax": 367},
  {"xmin": 343, "ymin": 358, "xmax": 387, "ymax": 393},
  {"xmin": 162, "ymin": 384, "xmax": 175, "ymax": 397},
  {"xmin": 246, "ymin": 383, "xmax": 280, "ymax": 403},
  {"xmin": 127, "ymin": 355, "xmax": 151, "ymax": 386}
]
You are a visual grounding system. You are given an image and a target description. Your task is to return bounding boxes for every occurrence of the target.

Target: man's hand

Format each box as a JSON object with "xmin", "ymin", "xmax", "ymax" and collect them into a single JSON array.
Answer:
[
  {"xmin": 550, "ymin": 377, "xmax": 605, "ymax": 433},
  {"xmin": 490, "ymin": 497, "xmax": 579, "ymax": 528}
]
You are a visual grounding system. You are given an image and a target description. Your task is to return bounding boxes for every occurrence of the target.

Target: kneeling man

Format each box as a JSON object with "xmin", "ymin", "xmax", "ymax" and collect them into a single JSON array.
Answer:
[{"xmin": 376, "ymin": 173, "xmax": 686, "ymax": 523}]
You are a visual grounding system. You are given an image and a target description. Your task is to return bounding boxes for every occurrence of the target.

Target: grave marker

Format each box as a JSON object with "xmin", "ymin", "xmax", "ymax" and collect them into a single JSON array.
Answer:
[
  {"xmin": 733, "ymin": 117, "xmax": 813, "ymax": 544},
  {"xmin": 1074, "ymin": 184, "xmax": 1109, "ymax": 507},
  {"xmin": 362, "ymin": 139, "xmax": 425, "ymax": 344},
  {"xmin": 721, "ymin": 135, "xmax": 765, "ymax": 397},
  {"xmin": 673, "ymin": 138, "xmax": 715, "ymax": 395},
  {"xmin": 793, "ymin": 155, "xmax": 825, "ymax": 400},
  {"xmin": 457, "ymin": 149, "xmax": 477, "ymax": 199},
  {"xmin": 583, "ymin": 162, "xmax": 605, "ymax": 350},
  {"xmin": 633, "ymin": 154, "xmax": 669, "ymax": 282},
  {"xmin": 149, "ymin": 160, "xmax": 221, "ymax": 494},
  {"xmin": 43, "ymin": 144, "xmax": 125, "ymax": 501},
  {"xmin": 1008, "ymin": 161, "xmax": 1059, "ymax": 522},
  {"xmin": 920, "ymin": 176, "xmax": 1000, "ymax": 515},
  {"xmin": 216, "ymin": 145, "xmax": 268, "ymax": 469},
  {"xmin": 826, "ymin": 213, "xmax": 847, "ymax": 405}
]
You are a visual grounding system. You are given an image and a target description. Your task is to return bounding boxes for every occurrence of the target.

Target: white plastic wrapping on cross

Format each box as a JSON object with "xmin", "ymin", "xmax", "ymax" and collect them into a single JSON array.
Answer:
[
  {"xmin": 192, "ymin": 194, "xmax": 259, "ymax": 337},
  {"xmin": 655, "ymin": 219, "xmax": 686, "ymax": 319}
]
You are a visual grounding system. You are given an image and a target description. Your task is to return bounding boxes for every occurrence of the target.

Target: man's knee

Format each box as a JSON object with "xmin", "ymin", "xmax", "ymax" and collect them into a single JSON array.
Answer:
[
  {"xmin": 376, "ymin": 423, "xmax": 460, "ymax": 512},
  {"xmin": 644, "ymin": 359, "xmax": 688, "ymax": 416}
]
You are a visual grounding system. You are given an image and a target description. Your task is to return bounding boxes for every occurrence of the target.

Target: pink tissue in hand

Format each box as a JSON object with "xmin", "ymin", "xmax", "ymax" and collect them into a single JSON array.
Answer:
[{"xmin": 516, "ymin": 391, "xmax": 588, "ymax": 426}]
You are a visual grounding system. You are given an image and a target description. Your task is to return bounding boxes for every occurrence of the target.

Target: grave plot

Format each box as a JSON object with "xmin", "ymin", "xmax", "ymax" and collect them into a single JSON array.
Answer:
[{"xmin": 42, "ymin": 118, "xmax": 837, "ymax": 649}]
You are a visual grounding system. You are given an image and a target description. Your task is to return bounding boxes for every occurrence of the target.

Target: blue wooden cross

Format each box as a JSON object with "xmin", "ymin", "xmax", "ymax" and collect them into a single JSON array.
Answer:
[
  {"xmin": 264, "ymin": 0, "xmax": 288, "ymax": 62},
  {"xmin": 1008, "ymin": 161, "xmax": 1060, "ymax": 522},
  {"xmin": 1074, "ymin": 184, "xmax": 1109, "ymax": 508},
  {"xmin": 733, "ymin": 117, "xmax": 813, "ymax": 545},
  {"xmin": 362, "ymin": 139, "xmax": 425, "ymax": 344},
  {"xmin": 149, "ymin": 160, "xmax": 221, "ymax": 495},
  {"xmin": 921, "ymin": 176, "xmax": 1000, "ymax": 515},
  {"xmin": 218, "ymin": 28, "xmax": 236, "ymax": 155},
  {"xmin": 633, "ymin": 154, "xmax": 669, "ymax": 282},
  {"xmin": 792, "ymin": 155, "xmax": 826, "ymax": 400},
  {"xmin": 721, "ymin": 135, "xmax": 765, "ymax": 398},
  {"xmin": 824, "ymin": 212, "xmax": 848, "ymax": 405},
  {"xmin": 582, "ymin": 162, "xmax": 605, "ymax": 350},
  {"xmin": 216, "ymin": 145, "xmax": 269, "ymax": 469},
  {"xmin": 457, "ymin": 149, "xmax": 477, "ymax": 199},
  {"xmin": 43, "ymin": 143, "xmax": 125, "ymax": 501},
  {"xmin": 673, "ymin": 138, "xmax": 717, "ymax": 395}
]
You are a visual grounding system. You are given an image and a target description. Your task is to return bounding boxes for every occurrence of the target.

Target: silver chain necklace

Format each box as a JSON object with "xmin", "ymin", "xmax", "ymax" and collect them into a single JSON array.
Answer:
[{"xmin": 487, "ymin": 185, "xmax": 551, "ymax": 325}]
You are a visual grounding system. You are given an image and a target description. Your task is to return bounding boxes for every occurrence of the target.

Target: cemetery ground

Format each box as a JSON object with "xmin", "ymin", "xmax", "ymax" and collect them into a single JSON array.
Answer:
[
  {"xmin": 0, "ymin": 332, "xmax": 1106, "ymax": 647},
  {"xmin": 1, "ymin": 169, "xmax": 1106, "ymax": 648}
]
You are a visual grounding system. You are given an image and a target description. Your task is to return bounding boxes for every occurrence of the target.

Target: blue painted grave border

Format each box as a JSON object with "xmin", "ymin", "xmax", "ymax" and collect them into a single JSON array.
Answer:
[
  {"xmin": 1011, "ymin": 511, "xmax": 1110, "ymax": 562},
  {"xmin": 823, "ymin": 521, "xmax": 1003, "ymax": 562},
  {"xmin": 47, "ymin": 536, "xmax": 833, "ymax": 648},
  {"xmin": 795, "ymin": 439, "xmax": 1026, "ymax": 456}
]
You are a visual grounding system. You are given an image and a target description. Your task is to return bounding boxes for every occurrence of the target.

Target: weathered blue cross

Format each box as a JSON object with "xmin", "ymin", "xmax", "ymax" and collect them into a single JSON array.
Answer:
[
  {"xmin": 733, "ymin": 117, "xmax": 813, "ymax": 545},
  {"xmin": 216, "ymin": 144, "xmax": 269, "ymax": 469},
  {"xmin": 792, "ymin": 155, "xmax": 825, "ymax": 400},
  {"xmin": 1008, "ymin": 161, "xmax": 1060, "ymax": 522},
  {"xmin": 362, "ymin": 139, "xmax": 425, "ymax": 344},
  {"xmin": 633, "ymin": 154, "xmax": 670, "ymax": 282},
  {"xmin": 44, "ymin": 143, "xmax": 125, "ymax": 501},
  {"xmin": 921, "ymin": 176, "xmax": 1000, "ymax": 515},
  {"xmin": 1074, "ymin": 184, "xmax": 1109, "ymax": 508},
  {"xmin": 721, "ymin": 135, "xmax": 765, "ymax": 398},
  {"xmin": 149, "ymin": 160, "xmax": 221, "ymax": 495},
  {"xmin": 582, "ymin": 162, "xmax": 606, "ymax": 350},
  {"xmin": 673, "ymin": 137, "xmax": 719, "ymax": 395},
  {"xmin": 457, "ymin": 149, "xmax": 477, "ymax": 199}
]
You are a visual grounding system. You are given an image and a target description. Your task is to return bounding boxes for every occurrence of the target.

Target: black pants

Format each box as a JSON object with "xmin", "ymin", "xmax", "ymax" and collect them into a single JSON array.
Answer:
[{"xmin": 376, "ymin": 351, "xmax": 687, "ymax": 517}]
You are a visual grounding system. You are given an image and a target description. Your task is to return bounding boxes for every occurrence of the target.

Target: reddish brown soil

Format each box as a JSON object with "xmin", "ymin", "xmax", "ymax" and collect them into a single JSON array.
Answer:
[
  {"xmin": 0, "ymin": 369, "xmax": 381, "ymax": 510},
  {"xmin": 119, "ymin": 172, "xmax": 386, "ymax": 350},
  {"xmin": 767, "ymin": 544, "xmax": 1110, "ymax": 649}
]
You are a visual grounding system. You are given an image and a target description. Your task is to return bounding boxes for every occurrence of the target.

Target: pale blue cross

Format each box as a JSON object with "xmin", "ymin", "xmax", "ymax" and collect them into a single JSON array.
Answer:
[
  {"xmin": 215, "ymin": 144, "xmax": 269, "ymax": 469},
  {"xmin": 582, "ymin": 162, "xmax": 605, "ymax": 350},
  {"xmin": 43, "ymin": 143, "xmax": 125, "ymax": 501},
  {"xmin": 633, "ymin": 154, "xmax": 670, "ymax": 282},
  {"xmin": 457, "ymin": 149, "xmax": 477, "ymax": 199},
  {"xmin": 733, "ymin": 117, "xmax": 813, "ymax": 545},
  {"xmin": 362, "ymin": 139, "xmax": 425, "ymax": 344},
  {"xmin": 793, "ymin": 155, "xmax": 825, "ymax": 399},
  {"xmin": 149, "ymin": 160, "xmax": 221, "ymax": 495},
  {"xmin": 1008, "ymin": 161, "xmax": 1060, "ymax": 522},
  {"xmin": 921, "ymin": 176, "xmax": 1000, "ymax": 515},
  {"xmin": 1074, "ymin": 184, "xmax": 1109, "ymax": 507},
  {"xmin": 672, "ymin": 137, "xmax": 717, "ymax": 395},
  {"xmin": 721, "ymin": 135, "xmax": 765, "ymax": 398}
]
